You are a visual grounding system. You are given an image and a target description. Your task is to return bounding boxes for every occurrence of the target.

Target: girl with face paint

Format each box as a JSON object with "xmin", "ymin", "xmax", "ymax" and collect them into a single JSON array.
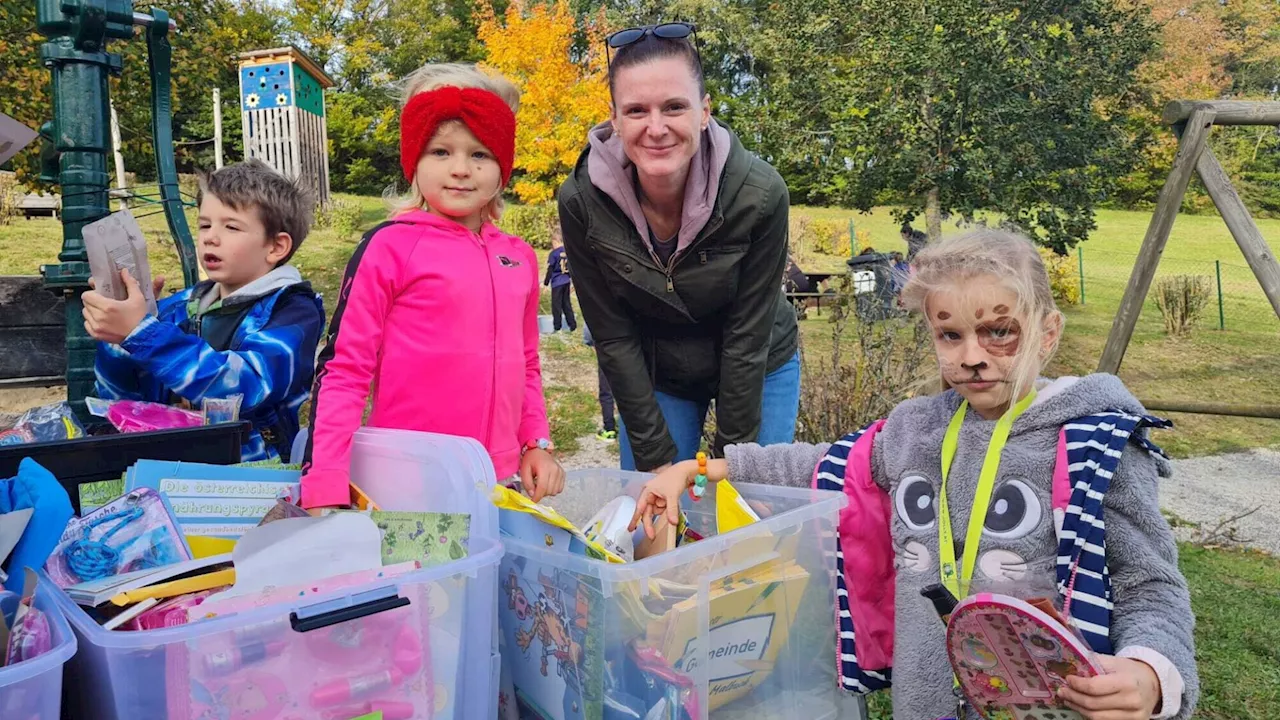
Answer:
[{"xmin": 631, "ymin": 230, "xmax": 1198, "ymax": 720}]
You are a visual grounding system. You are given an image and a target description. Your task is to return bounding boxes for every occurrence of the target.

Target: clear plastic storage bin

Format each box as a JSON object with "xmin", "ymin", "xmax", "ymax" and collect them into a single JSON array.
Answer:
[
  {"xmin": 56, "ymin": 537, "xmax": 503, "ymax": 720},
  {"xmin": 350, "ymin": 427, "xmax": 500, "ymax": 547},
  {"xmin": 500, "ymin": 469, "xmax": 847, "ymax": 720},
  {"xmin": 0, "ymin": 579, "xmax": 77, "ymax": 720}
]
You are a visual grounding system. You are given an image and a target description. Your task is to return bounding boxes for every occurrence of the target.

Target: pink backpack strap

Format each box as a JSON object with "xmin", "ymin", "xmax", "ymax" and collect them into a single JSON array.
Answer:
[
  {"xmin": 1052, "ymin": 428, "xmax": 1071, "ymax": 535},
  {"xmin": 813, "ymin": 419, "xmax": 895, "ymax": 672}
]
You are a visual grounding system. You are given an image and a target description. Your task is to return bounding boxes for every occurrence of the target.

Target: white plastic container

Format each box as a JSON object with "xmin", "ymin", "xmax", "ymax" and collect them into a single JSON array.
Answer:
[
  {"xmin": 349, "ymin": 427, "xmax": 500, "ymax": 547},
  {"xmin": 500, "ymin": 469, "xmax": 847, "ymax": 720},
  {"xmin": 0, "ymin": 580, "xmax": 77, "ymax": 720},
  {"xmin": 56, "ymin": 537, "xmax": 503, "ymax": 720},
  {"xmin": 538, "ymin": 314, "xmax": 555, "ymax": 335}
]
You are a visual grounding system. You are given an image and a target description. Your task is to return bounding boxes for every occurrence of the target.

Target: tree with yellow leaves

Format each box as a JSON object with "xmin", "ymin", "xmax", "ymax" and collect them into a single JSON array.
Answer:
[{"xmin": 477, "ymin": 0, "xmax": 610, "ymax": 204}]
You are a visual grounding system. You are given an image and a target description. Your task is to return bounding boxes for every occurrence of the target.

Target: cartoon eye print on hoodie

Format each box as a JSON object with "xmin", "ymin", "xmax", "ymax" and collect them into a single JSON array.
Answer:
[
  {"xmin": 982, "ymin": 479, "xmax": 1042, "ymax": 540},
  {"xmin": 895, "ymin": 475, "xmax": 937, "ymax": 530}
]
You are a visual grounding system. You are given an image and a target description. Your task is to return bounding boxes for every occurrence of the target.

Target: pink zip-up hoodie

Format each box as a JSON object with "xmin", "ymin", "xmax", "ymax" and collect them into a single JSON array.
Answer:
[{"xmin": 300, "ymin": 210, "xmax": 551, "ymax": 508}]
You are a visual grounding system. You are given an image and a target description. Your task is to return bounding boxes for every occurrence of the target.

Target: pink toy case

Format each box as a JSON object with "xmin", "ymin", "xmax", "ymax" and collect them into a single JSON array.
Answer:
[{"xmin": 946, "ymin": 592, "xmax": 1103, "ymax": 720}]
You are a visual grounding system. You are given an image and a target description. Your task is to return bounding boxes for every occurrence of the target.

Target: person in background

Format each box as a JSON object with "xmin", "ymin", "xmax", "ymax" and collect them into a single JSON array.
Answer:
[
  {"xmin": 582, "ymin": 324, "xmax": 617, "ymax": 441},
  {"xmin": 544, "ymin": 228, "xmax": 577, "ymax": 332},
  {"xmin": 889, "ymin": 250, "xmax": 910, "ymax": 296},
  {"xmin": 902, "ymin": 222, "xmax": 928, "ymax": 260}
]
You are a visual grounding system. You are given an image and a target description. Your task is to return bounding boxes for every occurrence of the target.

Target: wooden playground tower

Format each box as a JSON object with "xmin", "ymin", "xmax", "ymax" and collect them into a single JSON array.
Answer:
[
  {"xmin": 237, "ymin": 47, "xmax": 334, "ymax": 204},
  {"xmin": 1099, "ymin": 100, "xmax": 1280, "ymax": 418}
]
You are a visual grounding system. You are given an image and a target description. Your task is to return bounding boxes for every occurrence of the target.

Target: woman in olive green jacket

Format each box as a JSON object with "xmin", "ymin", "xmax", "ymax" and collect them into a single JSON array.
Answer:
[{"xmin": 557, "ymin": 23, "xmax": 799, "ymax": 472}]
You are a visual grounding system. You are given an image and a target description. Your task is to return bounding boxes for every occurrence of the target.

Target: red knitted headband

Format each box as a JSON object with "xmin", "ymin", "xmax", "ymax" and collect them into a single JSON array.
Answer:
[{"xmin": 400, "ymin": 86, "xmax": 517, "ymax": 185}]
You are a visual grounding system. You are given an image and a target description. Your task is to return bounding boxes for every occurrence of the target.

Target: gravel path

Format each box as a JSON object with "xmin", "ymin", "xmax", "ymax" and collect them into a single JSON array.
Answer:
[{"xmin": 1162, "ymin": 449, "xmax": 1280, "ymax": 556}]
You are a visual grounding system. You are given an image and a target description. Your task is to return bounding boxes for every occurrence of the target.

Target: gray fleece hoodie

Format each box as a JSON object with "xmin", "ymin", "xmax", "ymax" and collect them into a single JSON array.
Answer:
[{"xmin": 725, "ymin": 374, "xmax": 1198, "ymax": 720}]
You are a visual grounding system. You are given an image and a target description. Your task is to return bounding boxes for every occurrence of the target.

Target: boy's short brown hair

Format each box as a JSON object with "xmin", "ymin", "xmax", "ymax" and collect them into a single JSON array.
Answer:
[{"xmin": 196, "ymin": 159, "xmax": 313, "ymax": 265}]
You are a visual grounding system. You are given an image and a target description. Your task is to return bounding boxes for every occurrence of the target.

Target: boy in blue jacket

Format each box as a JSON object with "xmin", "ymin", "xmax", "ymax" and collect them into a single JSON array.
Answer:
[{"xmin": 83, "ymin": 160, "xmax": 324, "ymax": 462}]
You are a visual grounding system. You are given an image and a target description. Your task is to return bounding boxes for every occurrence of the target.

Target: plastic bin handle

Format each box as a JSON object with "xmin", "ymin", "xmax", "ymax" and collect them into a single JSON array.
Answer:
[{"xmin": 288, "ymin": 593, "xmax": 410, "ymax": 633}]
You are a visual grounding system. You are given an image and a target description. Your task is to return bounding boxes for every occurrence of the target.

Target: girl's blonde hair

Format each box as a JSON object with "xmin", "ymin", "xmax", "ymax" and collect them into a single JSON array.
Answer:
[
  {"xmin": 900, "ymin": 228, "xmax": 1065, "ymax": 404},
  {"xmin": 388, "ymin": 63, "xmax": 521, "ymax": 222}
]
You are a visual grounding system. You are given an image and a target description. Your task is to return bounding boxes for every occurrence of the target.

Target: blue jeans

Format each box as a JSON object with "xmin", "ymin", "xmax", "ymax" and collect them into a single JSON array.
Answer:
[{"xmin": 618, "ymin": 352, "xmax": 801, "ymax": 471}]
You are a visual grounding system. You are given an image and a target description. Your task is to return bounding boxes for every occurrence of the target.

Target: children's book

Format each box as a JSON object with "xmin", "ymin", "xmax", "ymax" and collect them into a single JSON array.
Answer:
[
  {"xmin": 369, "ymin": 511, "xmax": 469, "ymax": 567},
  {"xmin": 125, "ymin": 460, "xmax": 302, "ymax": 538},
  {"xmin": 946, "ymin": 592, "xmax": 1103, "ymax": 720},
  {"xmin": 62, "ymin": 553, "xmax": 232, "ymax": 607}
]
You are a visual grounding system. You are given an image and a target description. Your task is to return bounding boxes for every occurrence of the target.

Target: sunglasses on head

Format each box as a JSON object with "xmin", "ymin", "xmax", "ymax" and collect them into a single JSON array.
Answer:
[{"xmin": 606, "ymin": 22, "xmax": 699, "ymax": 64}]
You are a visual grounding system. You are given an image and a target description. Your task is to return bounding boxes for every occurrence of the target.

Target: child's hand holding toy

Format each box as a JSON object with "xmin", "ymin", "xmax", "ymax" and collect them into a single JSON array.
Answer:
[
  {"xmin": 82, "ymin": 268, "xmax": 160, "ymax": 344},
  {"xmin": 1058, "ymin": 654, "xmax": 1162, "ymax": 719}
]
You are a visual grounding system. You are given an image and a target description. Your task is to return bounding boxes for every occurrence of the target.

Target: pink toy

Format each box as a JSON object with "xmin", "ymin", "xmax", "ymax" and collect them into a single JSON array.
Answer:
[
  {"xmin": 167, "ymin": 578, "xmax": 436, "ymax": 720},
  {"xmin": 946, "ymin": 593, "xmax": 1103, "ymax": 720},
  {"xmin": 87, "ymin": 397, "xmax": 203, "ymax": 434}
]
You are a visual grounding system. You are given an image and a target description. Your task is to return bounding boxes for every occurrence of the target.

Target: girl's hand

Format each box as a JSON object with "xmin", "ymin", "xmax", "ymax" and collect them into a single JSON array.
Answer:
[
  {"xmin": 1059, "ymin": 655, "xmax": 1162, "ymax": 719},
  {"xmin": 628, "ymin": 460, "xmax": 697, "ymax": 539},
  {"xmin": 520, "ymin": 448, "xmax": 564, "ymax": 503}
]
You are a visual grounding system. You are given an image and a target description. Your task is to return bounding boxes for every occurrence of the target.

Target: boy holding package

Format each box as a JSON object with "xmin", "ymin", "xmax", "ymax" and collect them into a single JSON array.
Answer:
[{"xmin": 84, "ymin": 160, "xmax": 324, "ymax": 462}]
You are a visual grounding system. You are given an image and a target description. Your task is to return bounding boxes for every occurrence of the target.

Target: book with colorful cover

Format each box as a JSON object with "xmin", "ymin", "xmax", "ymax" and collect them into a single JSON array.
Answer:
[
  {"xmin": 946, "ymin": 592, "xmax": 1103, "ymax": 719},
  {"xmin": 370, "ymin": 511, "xmax": 469, "ymax": 567}
]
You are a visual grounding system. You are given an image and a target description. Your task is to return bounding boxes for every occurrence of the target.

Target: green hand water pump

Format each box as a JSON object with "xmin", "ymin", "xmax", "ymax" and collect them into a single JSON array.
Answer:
[{"xmin": 34, "ymin": 0, "xmax": 200, "ymax": 420}]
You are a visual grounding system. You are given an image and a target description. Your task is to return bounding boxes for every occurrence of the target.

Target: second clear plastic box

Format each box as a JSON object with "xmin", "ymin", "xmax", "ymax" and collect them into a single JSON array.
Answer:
[
  {"xmin": 0, "ymin": 579, "xmax": 77, "ymax": 720},
  {"xmin": 499, "ymin": 469, "xmax": 847, "ymax": 720},
  {"xmin": 55, "ymin": 537, "xmax": 502, "ymax": 720}
]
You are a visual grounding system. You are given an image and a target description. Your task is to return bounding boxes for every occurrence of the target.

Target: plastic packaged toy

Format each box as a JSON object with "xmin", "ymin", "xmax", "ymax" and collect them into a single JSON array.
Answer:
[
  {"xmin": 45, "ymin": 488, "xmax": 192, "ymax": 588},
  {"xmin": 86, "ymin": 397, "xmax": 204, "ymax": 434},
  {"xmin": 202, "ymin": 395, "xmax": 243, "ymax": 426},
  {"xmin": 7, "ymin": 402, "xmax": 85, "ymax": 444}
]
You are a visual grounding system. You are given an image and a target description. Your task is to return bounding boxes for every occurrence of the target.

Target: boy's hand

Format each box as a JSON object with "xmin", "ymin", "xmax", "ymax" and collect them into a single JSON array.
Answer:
[
  {"xmin": 520, "ymin": 448, "xmax": 564, "ymax": 503},
  {"xmin": 629, "ymin": 461, "xmax": 696, "ymax": 539},
  {"xmin": 82, "ymin": 268, "xmax": 149, "ymax": 344},
  {"xmin": 1059, "ymin": 655, "xmax": 1162, "ymax": 719}
]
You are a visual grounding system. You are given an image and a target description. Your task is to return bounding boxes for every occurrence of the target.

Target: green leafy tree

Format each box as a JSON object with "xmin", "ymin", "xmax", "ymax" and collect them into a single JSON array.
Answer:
[{"xmin": 833, "ymin": 1, "xmax": 1156, "ymax": 252}]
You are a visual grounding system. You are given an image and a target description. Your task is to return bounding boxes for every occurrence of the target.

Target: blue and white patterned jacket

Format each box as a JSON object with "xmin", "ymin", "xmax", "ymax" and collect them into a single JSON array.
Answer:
[{"xmin": 94, "ymin": 266, "xmax": 324, "ymax": 462}]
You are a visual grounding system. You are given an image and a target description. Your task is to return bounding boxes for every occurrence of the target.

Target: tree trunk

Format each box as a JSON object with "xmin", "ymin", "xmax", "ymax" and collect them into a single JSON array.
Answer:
[{"xmin": 925, "ymin": 185, "xmax": 942, "ymax": 241}]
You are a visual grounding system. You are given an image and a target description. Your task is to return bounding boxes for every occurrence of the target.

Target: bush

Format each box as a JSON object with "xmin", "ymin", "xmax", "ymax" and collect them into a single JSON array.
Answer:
[
  {"xmin": 500, "ymin": 202, "xmax": 559, "ymax": 249},
  {"xmin": 1039, "ymin": 247, "xmax": 1080, "ymax": 305},
  {"xmin": 315, "ymin": 198, "xmax": 361, "ymax": 236},
  {"xmin": 796, "ymin": 278, "xmax": 935, "ymax": 443},
  {"xmin": 789, "ymin": 215, "xmax": 862, "ymax": 258},
  {"xmin": 1154, "ymin": 274, "xmax": 1213, "ymax": 336}
]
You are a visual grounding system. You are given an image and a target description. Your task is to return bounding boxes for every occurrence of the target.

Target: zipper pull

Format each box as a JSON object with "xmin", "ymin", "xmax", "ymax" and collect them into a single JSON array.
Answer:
[{"xmin": 666, "ymin": 275, "xmax": 674, "ymax": 293}]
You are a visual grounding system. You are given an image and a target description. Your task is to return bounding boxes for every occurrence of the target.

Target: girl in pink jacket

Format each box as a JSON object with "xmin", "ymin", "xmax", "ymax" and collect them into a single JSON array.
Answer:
[{"xmin": 300, "ymin": 64, "xmax": 565, "ymax": 510}]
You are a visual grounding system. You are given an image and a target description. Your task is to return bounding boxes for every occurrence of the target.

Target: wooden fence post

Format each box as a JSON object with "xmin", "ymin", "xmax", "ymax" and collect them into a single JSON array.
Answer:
[{"xmin": 213, "ymin": 87, "xmax": 224, "ymax": 170}]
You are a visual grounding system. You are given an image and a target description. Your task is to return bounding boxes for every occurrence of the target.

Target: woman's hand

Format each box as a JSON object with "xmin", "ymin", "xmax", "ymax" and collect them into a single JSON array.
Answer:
[
  {"xmin": 520, "ymin": 448, "xmax": 565, "ymax": 503},
  {"xmin": 629, "ymin": 460, "xmax": 697, "ymax": 539},
  {"xmin": 1058, "ymin": 655, "xmax": 1162, "ymax": 719}
]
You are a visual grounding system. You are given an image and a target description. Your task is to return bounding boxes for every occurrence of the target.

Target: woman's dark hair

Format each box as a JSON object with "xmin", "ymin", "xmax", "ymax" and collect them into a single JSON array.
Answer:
[{"xmin": 608, "ymin": 33, "xmax": 705, "ymax": 99}]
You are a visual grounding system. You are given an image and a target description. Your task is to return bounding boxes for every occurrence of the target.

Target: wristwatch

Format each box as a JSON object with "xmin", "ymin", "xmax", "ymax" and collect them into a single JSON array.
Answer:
[{"xmin": 522, "ymin": 438, "xmax": 554, "ymax": 455}]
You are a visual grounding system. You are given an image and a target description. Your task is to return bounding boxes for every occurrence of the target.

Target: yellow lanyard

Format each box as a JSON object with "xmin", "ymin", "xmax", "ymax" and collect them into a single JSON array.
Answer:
[{"xmin": 937, "ymin": 390, "xmax": 1036, "ymax": 600}]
